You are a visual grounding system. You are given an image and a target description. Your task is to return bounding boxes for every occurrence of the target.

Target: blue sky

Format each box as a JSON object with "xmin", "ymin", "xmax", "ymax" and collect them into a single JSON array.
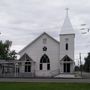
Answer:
[{"xmin": 0, "ymin": 0, "xmax": 90, "ymax": 64}]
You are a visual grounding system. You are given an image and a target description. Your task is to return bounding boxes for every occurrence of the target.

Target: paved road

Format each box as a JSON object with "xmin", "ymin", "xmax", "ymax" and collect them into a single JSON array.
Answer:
[{"xmin": 0, "ymin": 78, "xmax": 90, "ymax": 83}]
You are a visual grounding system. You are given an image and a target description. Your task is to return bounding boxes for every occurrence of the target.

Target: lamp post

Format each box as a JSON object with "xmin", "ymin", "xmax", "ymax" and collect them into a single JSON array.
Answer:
[{"xmin": 79, "ymin": 53, "xmax": 82, "ymax": 77}]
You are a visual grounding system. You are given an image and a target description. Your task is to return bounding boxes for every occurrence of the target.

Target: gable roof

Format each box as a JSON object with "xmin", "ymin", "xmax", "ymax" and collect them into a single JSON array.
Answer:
[
  {"xmin": 19, "ymin": 53, "xmax": 33, "ymax": 61},
  {"xmin": 61, "ymin": 55, "xmax": 73, "ymax": 61},
  {"xmin": 18, "ymin": 32, "xmax": 59, "ymax": 54}
]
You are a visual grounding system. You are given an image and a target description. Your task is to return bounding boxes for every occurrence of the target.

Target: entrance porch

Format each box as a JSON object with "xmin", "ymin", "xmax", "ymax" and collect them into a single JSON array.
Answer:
[{"xmin": 60, "ymin": 55, "xmax": 75, "ymax": 73}]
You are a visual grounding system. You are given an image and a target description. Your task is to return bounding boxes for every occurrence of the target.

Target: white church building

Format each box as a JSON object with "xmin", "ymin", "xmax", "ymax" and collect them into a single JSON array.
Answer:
[{"xmin": 18, "ymin": 10, "xmax": 75, "ymax": 77}]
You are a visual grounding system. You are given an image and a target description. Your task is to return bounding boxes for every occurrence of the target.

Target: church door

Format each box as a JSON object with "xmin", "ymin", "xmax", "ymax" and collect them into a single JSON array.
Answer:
[
  {"xmin": 40, "ymin": 54, "xmax": 50, "ymax": 71},
  {"xmin": 67, "ymin": 63, "xmax": 70, "ymax": 72},
  {"xmin": 64, "ymin": 63, "xmax": 66, "ymax": 72},
  {"xmin": 43, "ymin": 63, "xmax": 47, "ymax": 70},
  {"xmin": 64, "ymin": 63, "xmax": 70, "ymax": 73}
]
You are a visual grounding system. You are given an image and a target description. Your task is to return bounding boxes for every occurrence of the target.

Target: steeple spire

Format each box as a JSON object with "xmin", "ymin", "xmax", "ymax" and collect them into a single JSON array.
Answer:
[
  {"xmin": 60, "ymin": 8, "xmax": 75, "ymax": 35},
  {"xmin": 65, "ymin": 8, "xmax": 69, "ymax": 16}
]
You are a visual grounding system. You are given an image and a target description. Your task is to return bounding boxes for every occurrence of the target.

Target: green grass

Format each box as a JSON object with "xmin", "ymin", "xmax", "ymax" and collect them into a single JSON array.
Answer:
[{"xmin": 0, "ymin": 82, "xmax": 90, "ymax": 90}]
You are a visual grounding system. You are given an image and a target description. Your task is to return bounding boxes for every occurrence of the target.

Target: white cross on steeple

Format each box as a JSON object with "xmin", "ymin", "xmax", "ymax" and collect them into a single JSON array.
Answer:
[{"xmin": 65, "ymin": 8, "xmax": 69, "ymax": 16}]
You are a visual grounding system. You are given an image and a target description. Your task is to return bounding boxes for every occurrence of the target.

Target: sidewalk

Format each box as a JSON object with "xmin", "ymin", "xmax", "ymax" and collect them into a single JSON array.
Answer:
[{"xmin": 0, "ymin": 78, "xmax": 90, "ymax": 83}]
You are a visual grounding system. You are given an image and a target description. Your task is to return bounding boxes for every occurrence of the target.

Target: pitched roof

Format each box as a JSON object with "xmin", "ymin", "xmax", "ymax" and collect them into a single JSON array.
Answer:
[
  {"xmin": 19, "ymin": 53, "xmax": 33, "ymax": 61},
  {"xmin": 60, "ymin": 11, "xmax": 75, "ymax": 35},
  {"xmin": 61, "ymin": 55, "xmax": 73, "ymax": 61},
  {"xmin": 18, "ymin": 32, "xmax": 59, "ymax": 54}
]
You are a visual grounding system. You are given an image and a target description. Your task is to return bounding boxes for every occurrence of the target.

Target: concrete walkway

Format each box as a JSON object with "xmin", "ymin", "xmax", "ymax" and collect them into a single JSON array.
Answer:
[
  {"xmin": 55, "ymin": 74, "xmax": 75, "ymax": 78},
  {"xmin": 0, "ymin": 78, "xmax": 90, "ymax": 83}
]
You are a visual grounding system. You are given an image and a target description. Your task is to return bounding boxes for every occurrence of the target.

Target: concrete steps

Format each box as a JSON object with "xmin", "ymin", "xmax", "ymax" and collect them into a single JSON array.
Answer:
[{"xmin": 55, "ymin": 73, "xmax": 75, "ymax": 78}]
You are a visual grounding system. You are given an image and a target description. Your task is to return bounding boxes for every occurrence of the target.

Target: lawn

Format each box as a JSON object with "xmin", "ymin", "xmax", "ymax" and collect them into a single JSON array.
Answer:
[{"xmin": 0, "ymin": 82, "xmax": 90, "ymax": 90}]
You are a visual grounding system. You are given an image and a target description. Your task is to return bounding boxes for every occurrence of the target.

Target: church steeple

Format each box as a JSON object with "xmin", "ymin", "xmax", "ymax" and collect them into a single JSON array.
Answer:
[{"xmin": 60, "ymin": 8, "xmax": 75, "ymax": 35}]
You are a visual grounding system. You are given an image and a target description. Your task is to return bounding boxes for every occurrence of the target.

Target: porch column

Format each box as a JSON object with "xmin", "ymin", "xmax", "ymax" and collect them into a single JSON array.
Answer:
[
  {"xmin": 14, "ymin": 63, "xmax": 16, "ymax": 77},
  {"xmin": 31, "ymin": 61, "xmax": 36, "ymax": 77},
  {"xmin": 60, "ymin": 61, "xmax": 63, "ymax": 73},
  {"xmin": 14, "ymin": 62, "xmax": 19, "ymax": 77}
]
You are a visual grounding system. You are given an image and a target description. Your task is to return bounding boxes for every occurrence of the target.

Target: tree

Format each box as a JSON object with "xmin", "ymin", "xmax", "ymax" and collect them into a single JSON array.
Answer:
[
  {"xmin": 0, "ymin": 40, "xmax": 17, "ymax": 60},
  {"xmin": 84, "ymin": 53, "xmax": 90, "ymax": 72}
]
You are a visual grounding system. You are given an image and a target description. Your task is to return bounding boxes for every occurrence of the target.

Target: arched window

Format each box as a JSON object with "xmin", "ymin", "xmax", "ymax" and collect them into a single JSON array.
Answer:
[
  {"xmin": 40, "ymin": 54, "xmax": 50, "ymax": 70},
  {"xmin": 25, "ymin": 60, "xmax": 31, "ymax": 72},
  {"xmin": 66, "ymin": 43, "xmax": 68, "ymax": 50}
]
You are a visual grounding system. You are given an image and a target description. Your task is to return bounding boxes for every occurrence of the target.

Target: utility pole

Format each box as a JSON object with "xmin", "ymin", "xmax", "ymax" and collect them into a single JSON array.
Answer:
[{"xmin": 79, "ymin": 53, "xmax": 82, "ymax": 77}]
